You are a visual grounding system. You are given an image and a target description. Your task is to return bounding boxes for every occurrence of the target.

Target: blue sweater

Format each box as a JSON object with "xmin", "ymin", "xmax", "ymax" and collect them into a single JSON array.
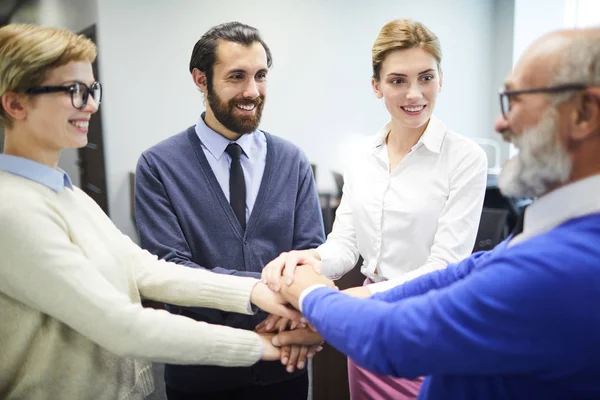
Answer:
[
  {"xmin": 135, "ymin": 126, "xmax": 325, "ymax": 392},
  {"xmin": 303, "ymin": 213, "xmax": 600, "ymax": 400}
]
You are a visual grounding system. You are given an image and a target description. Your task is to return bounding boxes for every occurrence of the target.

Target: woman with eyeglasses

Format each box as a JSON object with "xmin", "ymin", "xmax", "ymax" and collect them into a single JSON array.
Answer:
[
  {"xmin": 262, "ymin": 19, "xmax": 489, "ymax": 399},
  {"xmin": 0, "ymin": 24, "xmax": 304, "ymax": 400}
]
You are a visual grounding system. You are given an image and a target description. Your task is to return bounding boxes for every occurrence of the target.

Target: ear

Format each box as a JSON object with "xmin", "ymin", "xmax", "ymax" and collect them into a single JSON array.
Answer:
[
  {"xmin": 570, "ymin": 89, "xmax": 600, "ymax": 141},
  {"xmin": 191, "ymin": 68, "xmax": 208, "ymax": 95},
  {"xmin": 438, "ymin": 69, "xmax": 443, "ymax": 93},
  {"xmin": 371, "ymin": 77, "xmax": 383, "ymax": 99},
  {"xmin": 1, "ymin": 92, "xmax": 28, "ymax": 122}
]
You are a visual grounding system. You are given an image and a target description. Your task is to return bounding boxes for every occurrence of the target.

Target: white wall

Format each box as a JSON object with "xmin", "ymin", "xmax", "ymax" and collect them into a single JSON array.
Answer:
[
  {"xmin": 96, "ymin": 0, "xmax": 510, "ymax": 240},
  {"xmin": 10, "ymin": 0, "xmax": 98, "ymax": 186},
  {"xmin": 489, "ymin": 0, "xmax": 515, "ymax": 166},
  {"xmin": 513, "ymin": 0, "xmax": 568, "ymax": 65}
]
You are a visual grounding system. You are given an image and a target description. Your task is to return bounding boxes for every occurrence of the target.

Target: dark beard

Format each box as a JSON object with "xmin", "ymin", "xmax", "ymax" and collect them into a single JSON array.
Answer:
[{"xmin": 207, "ymin": 90, "xmax": 265, "ymax": 135}]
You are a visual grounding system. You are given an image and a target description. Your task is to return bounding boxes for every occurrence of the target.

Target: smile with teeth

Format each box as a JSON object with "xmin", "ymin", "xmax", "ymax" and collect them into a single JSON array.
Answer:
[
  {"xmin": 236, "ymin": 103, "xmax": 256, "ymax": 111},
  {"xmin": 70, "ymin": 120, "xmax": 89, "ymax": 129},
  {"xmin": 401, "ymin": 105, "xmax": 426, "ymax": 112}
]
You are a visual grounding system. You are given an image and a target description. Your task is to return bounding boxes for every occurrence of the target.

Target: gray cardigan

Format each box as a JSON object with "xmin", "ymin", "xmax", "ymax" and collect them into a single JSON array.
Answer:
[{"xmin": 135, "ymin": 126, "xmax": 325, "ymax": 393}]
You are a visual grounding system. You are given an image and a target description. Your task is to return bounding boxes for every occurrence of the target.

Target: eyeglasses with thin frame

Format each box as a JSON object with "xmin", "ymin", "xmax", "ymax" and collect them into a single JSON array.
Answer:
[
  {"xmin": 498, "ymin": 83, "xmax": 588, "ymax": 120},
  {"xmin": 25, "ymin": 81, "xmax": 102, "ymax": 110}
]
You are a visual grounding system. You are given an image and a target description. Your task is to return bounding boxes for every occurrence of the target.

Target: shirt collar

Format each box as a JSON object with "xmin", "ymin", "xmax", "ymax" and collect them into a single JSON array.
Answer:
[
  {"xmin": 372, "ymin": 115, "xmax": 447, "ymax": 155},
  {"xmin": 0, "ymin": 154, "xmax": 73, "ymax": 192},
  {"xmin": 522, "ymin": 174, "xmax": 600, "ymax": 239},
  {"xmin": 195, "ymin": 113, "xmax": 259, "ymax": 160}
]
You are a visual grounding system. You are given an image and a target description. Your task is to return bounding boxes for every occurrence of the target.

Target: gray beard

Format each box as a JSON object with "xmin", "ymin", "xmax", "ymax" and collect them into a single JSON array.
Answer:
[{"xmin": 499, "ymin": 109, "xmax": 572, "ymax": 198}]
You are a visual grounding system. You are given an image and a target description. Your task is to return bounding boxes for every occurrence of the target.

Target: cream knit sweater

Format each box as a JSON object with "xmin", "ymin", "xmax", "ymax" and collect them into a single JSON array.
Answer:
[{"xmin": 0, "ymin": 171, "xmax": 264, "ymax": 400}]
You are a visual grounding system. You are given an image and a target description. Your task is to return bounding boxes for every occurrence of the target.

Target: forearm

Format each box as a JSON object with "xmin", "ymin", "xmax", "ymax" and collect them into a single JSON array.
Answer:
[
  {"xmin": 133, "ymin": 250, "xmax": 259, "ymax": 313},
  {"xmin": 109, "ymin": 304, "xmax": 263, "ymax": 366},
  {"xmin": 368, "ymin": 259, "xmax": 447, "ymax": 295},
  {"xmin": 301, "ymin": 287, "xmax": 422, "ymax": 377},
  {"xmin": 173, "ymin": 256, "xmax": 260, "ymax": 278},
  {"xmin": 369, "ymin": 252, "xmax": 485, "ymax": 302}
]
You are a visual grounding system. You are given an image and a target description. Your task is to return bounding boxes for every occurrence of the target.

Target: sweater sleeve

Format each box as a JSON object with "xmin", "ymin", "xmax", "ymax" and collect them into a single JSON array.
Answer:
[
  {"xmin": 135, "ymin": 153, "xmax": 260, "ymax": 279},
  {"xmin": 292, "ymin": 154, "xmax": 326, "ymax": 250},
  {"xmin": 369, "ymin": 250, "xmax": 491, "ymax": 303},
  {"xmin": 0, "ymin": 200, "xmax": 263, "ymax": 367},
  {"xmin": 303, "ymin": 241, "xmax": 588, "ymax": 378}
]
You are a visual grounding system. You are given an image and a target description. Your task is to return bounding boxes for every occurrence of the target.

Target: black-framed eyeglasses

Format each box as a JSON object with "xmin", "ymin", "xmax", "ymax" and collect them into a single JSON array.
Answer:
[
  {"xmin": 25, "ymin": 81, "xmax": 102, "ymax": 110},
  {"xmin": 499, "ymin": 83, "xmax": 588, "ymax": 120}
]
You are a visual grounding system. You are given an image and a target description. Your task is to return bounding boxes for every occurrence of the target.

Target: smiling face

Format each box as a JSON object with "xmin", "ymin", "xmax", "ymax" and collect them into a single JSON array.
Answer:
[
  {"xmin": 21, "ymin": 61, "xmax": 99, "ymax": 151},
  {"xmin": 372, "ymin": 47, "xmax": 442, "ymax": 130},
  {"xmin": 202, "ymin": 40, "xmax": 268, "ymax": 138}
]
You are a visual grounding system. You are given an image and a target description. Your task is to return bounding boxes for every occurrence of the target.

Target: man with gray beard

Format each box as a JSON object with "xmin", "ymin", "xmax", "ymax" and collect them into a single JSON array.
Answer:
[
  {"xmin": 134, "ymin": 22, "xmax": 325, "ymax": 399},
  {"xmin": 268, "ymin": 28, "xmax": 600, "ymax": 400}
]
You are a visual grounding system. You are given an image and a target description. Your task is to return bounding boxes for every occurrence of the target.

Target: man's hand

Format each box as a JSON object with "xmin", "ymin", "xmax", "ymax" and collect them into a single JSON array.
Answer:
[
  {"xmin": 279, "ymin": 265, "xmax": 337, "ymax": 310},
  {"xmin": 273, "ymin": 327, "xmax": 324, "ymax": 347},
  {"xmin": 273, "ymin": 328, "xmax": 324, "ymax": 372},
  {"xmin": 262, "ymin": 250, "xmax": 322, "ymax": 291},
  {"xmin": 258, "ymin": 333, "xmax": 281, "ymax": 361},
  {"xmin": 250, "ymin": 282, "xmax": 302, "ymax": 322},
  {"xmin": 256, "ymin": 315, "xmax": 305, "ymax": 333}
]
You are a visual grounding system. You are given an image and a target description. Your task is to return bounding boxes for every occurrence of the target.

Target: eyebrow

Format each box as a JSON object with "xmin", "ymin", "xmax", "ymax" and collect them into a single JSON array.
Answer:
[
  {"xmin": 59, "ymin": 80, "xmax": 95, "ymax": 86},
  {"xmin": 387, "ymin": 68, "xmax": 436, "ymax": 78},
  {"xmin": 226, "ymin": 68, "xmax": 268, "ymax": 75}
]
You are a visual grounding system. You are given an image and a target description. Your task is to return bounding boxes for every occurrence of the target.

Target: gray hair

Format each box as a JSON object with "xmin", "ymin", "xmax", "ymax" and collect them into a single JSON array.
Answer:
[{"xmin": 550, "ymin": 32, "xmax": 600, "ymax": 105}]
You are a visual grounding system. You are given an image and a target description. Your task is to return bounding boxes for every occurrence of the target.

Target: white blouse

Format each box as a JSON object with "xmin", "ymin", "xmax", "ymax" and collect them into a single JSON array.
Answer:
[{"xmin": 316, "ymin": 116, "xmax": 488, "ymax": 294}]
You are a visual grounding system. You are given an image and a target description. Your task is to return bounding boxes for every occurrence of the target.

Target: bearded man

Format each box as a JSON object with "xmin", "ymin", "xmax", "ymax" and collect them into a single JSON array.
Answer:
[
  {"xmin": 270, "ymin": 27, "xmax": 600, "ymax": 400},
  {"xmin": 134, "ymin": 22, "xmax": 324, "ymax": 400}
]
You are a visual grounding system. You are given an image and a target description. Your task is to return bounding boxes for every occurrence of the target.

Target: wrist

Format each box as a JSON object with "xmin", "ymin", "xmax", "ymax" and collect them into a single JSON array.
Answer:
[{"xmin": 308, "ymin": 249, "xmax": 321, "ymax": 261}]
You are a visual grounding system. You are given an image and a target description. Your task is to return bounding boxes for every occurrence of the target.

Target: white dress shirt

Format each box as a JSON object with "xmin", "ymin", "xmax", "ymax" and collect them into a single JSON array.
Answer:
[
  {"xmin": 316, "ymin": 116, "xmax": 488, "ymax": 294},
  {"xmin": 509, "ymin": 174, "xmax": 600, "ymax": 247}
]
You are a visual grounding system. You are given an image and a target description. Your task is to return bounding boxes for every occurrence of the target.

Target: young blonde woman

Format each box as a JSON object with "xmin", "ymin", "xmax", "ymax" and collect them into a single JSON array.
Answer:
[
  {"xmin": 262, "ymin": 19, "xmax": 488, "ymax": 399},
  {"xmin": 0, "ymin": 24, "xmax": 306, "ymax": 400}
]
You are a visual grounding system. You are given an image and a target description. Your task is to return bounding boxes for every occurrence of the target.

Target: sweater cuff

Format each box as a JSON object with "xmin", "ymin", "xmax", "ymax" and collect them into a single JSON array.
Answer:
[
  {"xmin": 209, "ymin": 327, "xmax": 263, "ymax": 366},
  {"xmin": 198, "ymin": 276, "xmax": 259, "ymax": 315},
  {"xmin": 299, "ymin": 284, "xmax": 328, "ymax": 313}
]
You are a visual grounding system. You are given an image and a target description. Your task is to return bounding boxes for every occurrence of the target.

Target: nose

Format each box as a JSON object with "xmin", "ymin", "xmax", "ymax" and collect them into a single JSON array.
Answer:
[
  {"xmin": 405, "ymin": 82, "xmax": 423, "ymax": 101},
  {"xmin": 84, "ymin": 96, "xmax": 99, "ymax": 114},
  {"xmin": 494, "ymin": 114, "xmax": 508, "ymax": 133},
  {"xmin": 243, "ymin": 79, "xmax": 260, "ymax": 99}
]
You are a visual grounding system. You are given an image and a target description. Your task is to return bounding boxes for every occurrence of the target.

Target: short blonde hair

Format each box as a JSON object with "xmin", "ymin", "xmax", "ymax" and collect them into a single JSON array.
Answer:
[
  {"xmin": 372, "ymin": 19, "xmax": 442, "ymax": 81},
  {"xmin": 0, "ymin": 24, "xmax": 97, "ymax": 128}
]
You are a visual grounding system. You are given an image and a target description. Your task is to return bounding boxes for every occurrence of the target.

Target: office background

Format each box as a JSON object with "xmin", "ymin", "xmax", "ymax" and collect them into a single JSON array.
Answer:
[{"xmin": 1, "ymin": 0, "xmax": 597, "ymax": 241}]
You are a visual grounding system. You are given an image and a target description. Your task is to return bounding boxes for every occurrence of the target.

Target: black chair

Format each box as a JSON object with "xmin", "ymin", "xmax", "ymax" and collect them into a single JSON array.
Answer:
[
  {"xmin": 332, "ymin": 171, "xmax": 344, "ymax": 199},
  {"xmin": 473, "ymin": 207, "xmax": 509, "ymax": 252}
]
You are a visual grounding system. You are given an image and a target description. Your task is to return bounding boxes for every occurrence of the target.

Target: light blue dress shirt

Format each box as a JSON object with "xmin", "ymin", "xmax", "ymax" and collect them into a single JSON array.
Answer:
[
  {"xmin": 0, "ymin": 154, "xmax": 73, "ymax": 192},
  {"xmin": 194, "ymin": 115, "xmax": 267, "ymax": 222}
]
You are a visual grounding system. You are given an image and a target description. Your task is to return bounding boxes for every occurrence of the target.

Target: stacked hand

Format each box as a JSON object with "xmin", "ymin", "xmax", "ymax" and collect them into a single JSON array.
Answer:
[
  {"xmin": 256, "ymin": 316, "xmax": 323, "ymax": 372},
  {"xmin": 251, "ymin": 251, "xmax": 370, "ymax": 364},
  {"xmin": 262, "ymin": 249, "xmax": 323, "ymax": 292},
  {"xmin": 250, "ymin": 281, "xmax": 302, "ymax": 322},
  {"xmin": 262, "ymin": 250, "xmax": 373, "ymax": 300}
]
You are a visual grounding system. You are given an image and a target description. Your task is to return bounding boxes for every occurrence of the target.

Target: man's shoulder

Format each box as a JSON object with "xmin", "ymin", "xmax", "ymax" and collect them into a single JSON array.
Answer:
[
  {"xmin": 139, "ymin": 126, "xmax": 196, "ymax": 164},
  {"xmin": 261, "ymin": 131, "xmax": 309, "ymax": 163},
  {"xmin": 506, "ymin": 213, "xmax": 600, "ymax": 269},
  {"xmin": 262, "ymin": 131, "xmax": 301, "ymax": 152}
]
